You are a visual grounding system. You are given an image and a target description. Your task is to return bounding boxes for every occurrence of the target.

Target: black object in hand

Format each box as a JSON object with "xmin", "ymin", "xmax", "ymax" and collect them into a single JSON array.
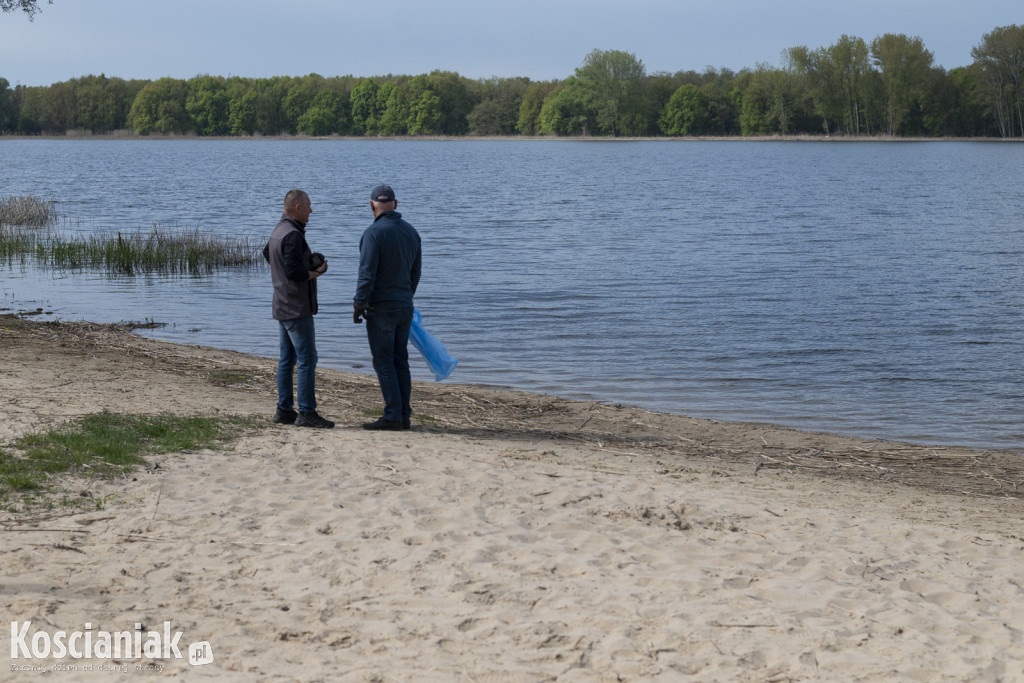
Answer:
[{"xmin": 309, "ymin": 252, "xmax": 325, "ymax": 269}]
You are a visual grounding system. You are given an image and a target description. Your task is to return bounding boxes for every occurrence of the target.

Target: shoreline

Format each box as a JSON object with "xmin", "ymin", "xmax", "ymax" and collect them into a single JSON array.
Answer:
[
  {"xmin": 4, "ymin": 307, "xmax": 1019, "ymax": 455},
  {"xmin": 2, "ymin": 314, "xmax": 1023, "ymax": 680},
  {"xmin": 2, "ymin": 132, "xmax": 1022, "ymax": 142},
  {"xmin": 3, "ymin": 313, "xmax": 1022, "ymax": 503}
]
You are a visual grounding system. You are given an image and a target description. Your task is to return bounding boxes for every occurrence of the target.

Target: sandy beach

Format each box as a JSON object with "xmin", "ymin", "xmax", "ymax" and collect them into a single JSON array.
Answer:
[{"xmin": 2, "ymin": 314, "xmax": 1023, "ymax": 681}]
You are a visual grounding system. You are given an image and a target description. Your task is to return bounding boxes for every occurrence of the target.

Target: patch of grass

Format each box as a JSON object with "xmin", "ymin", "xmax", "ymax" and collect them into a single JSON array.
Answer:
[
  {"xmin": 0, "ymin": 412, "xmax": 257, "ymax": 510},
  {"xmin": 208, "ymin": 370, "xmax": 255, "ymax": 386},
  {"xmin": 0, "ymin": 224, "xmax": 264, "ymax": 274}
]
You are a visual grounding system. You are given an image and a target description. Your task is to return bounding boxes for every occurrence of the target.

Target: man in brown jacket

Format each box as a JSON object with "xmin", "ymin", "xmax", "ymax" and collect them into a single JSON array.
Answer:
[{"xmin": 263, "ymin": 189, "xmax": 334, "ymax": 429}]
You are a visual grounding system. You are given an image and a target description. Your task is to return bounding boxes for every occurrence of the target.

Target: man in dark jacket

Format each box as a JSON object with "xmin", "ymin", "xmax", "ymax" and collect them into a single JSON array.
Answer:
[
  {"xmin": 263, "ymin": 189, "xmax": 334, "ymax": 429},
  {"xmin": 353, "ymin": 184, "xmax": 422, "ymax": 430}
]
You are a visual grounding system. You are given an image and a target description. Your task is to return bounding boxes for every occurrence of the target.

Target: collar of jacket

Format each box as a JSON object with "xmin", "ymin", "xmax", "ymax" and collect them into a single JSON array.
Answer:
[
  {"xmin": 373, "ymin": 210, "xmax": 401, "ymax": 223},
  {"xmin": 281, "ymin": 214, "xmax": 306, "ymax": 231}
]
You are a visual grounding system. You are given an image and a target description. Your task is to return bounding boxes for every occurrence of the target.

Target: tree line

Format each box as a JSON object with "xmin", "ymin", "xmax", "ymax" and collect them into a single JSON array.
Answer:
[{"xmin": 1, "ymin": 25, "xmax": 1022, "ymax": 139}]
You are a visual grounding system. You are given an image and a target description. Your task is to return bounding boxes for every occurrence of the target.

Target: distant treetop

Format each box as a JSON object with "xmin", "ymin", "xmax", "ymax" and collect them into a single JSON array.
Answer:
[{"xmin": 0, "ymin": 0, "xmax": 52, "ymax": 20}]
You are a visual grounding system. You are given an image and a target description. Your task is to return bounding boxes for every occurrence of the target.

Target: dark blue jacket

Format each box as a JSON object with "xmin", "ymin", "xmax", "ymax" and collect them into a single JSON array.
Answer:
[{"xmin": 354, "ymin": 210, "xmax": 421, "ymax": 309}]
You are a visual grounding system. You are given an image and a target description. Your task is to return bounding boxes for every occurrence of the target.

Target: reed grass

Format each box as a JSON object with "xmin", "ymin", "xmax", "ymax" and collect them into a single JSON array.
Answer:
[
  {"xmin": 0, "ymin": 195, "xmax": 56, "ymax": 228},
  {"xmin": 0, "ymin": 223, "xmax": 264, "ymax": 274}
]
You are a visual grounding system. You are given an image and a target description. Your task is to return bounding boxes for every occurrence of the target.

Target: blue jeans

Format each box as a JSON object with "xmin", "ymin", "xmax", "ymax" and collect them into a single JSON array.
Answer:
[
  {"xmin": 278, "ymin": 316, "xmax": 318, "ymax": 414},
  {"xmin": 366, "ymin": 305, "xmax": 413, "ymax": 422}
]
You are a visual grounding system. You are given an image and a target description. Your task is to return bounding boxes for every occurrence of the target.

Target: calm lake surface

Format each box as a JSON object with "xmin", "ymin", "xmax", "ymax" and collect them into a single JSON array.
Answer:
[{"xmin": 3, "ymin": 139, "xmax": 1023, "ymax": 450}]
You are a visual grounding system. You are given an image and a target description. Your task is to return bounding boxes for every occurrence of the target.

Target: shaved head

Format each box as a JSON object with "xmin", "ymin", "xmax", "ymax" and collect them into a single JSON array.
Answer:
[{"xmin": 284, "ymin": 189, "xmax": 309, "ymax": 212}]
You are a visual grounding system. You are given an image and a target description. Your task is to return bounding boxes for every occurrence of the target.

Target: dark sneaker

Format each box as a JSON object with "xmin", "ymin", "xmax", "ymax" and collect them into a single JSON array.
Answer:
[
  {"xmin": 362, "ymin": 417, "xmax": 403, "ymax": 431},
  {"xmin": 403, "ymin": 418, "xmax": 411, "ymax": 430},
  {"xmin": 295, "ymin": 411, "xmax": 335, "ymax": 429},
  {"xmin": 273, "ymin": 408, "xmax": 298, "ymax": 425}
]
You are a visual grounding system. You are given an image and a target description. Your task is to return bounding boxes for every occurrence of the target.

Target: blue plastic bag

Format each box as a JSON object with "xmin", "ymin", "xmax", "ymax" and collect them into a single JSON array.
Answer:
[{"xmin": 409, "ymin": 308, "xmax": 458, "ymax": 381}]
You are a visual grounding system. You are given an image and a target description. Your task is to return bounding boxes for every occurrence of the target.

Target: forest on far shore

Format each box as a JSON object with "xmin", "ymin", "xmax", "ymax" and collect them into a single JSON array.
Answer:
[{"xmin": 1, "ymin": 25, "xmax": 1022, "ymax": 139}]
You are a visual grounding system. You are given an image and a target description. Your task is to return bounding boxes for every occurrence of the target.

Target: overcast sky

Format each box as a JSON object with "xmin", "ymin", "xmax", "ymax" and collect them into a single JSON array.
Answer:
[{"xmin": 1, "ymin": 0, "xmax": 1019, "ymax": 86}]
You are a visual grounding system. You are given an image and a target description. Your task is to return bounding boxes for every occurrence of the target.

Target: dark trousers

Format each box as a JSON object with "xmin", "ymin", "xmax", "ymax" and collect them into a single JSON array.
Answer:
[{"xmin": 365, "ymin": 306, "xmax": 414, "ymax": 422}]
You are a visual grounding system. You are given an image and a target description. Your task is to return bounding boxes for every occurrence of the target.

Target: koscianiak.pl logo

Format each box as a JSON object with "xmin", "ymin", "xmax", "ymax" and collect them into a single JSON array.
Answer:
[{"xmin": 10, "ymin": 621, "xmax": 214, "ymax": 671}]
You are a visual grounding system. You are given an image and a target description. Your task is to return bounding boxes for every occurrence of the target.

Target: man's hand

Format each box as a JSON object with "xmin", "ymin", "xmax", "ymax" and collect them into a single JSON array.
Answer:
[
  {"xmin": 353, "ymin": 301, "xmax": 367, "ymax": 324},
  {"xmin": 308, "ymin": 260, "xmax": 328, "ymax": 280}
]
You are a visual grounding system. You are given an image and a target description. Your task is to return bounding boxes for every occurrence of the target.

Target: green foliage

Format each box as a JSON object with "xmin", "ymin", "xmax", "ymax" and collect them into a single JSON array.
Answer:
[
  {"xmin": 466, "ymin": 77, "xmax": 529, "ymax": 136},
  {"xmin": 871, "ymin": 33, "xmax": 935, "ymax": 135},
  {"xmin": 660, "ymin": 84, "xmax": 708, "ymax": 135},
  {"xmin": 539, "ymin": 49, "xmax": 651, "ymax": 136},
  {"xmin": 408, "ymin": 89, "xmax": 442, "ymax": 136},
  {"xmin": 219, "ymin": 77, "xmax": 292, "ymax": 136},
  {"xmin": 333, "ymin": 74, "xmax": 448, "ymax": 137},
  {"xmin": 466, "ymin": 99, "xmax": 507, "ymax": 135},
  {"xmin": 44, "ymin": 81, "xmax": 74, "ymax": 131},
  {"xmin": 647, "ymin": 71, "xmax": 700, "ymax": 134},
  {"xmin": 0, "ymin": 78, "xmax": 19, "ymax": 133},
  {"xmin": 257, "ymin": 78, "xmax": 290, "ymax": 133},
  {"xmin": 297, "ymin": 89, "xmax": 350, "ymax": 136},
  {"xmin": 377, "ymin": 81, "xmax": 410, "ymax": 135},
  {"xmin": 787, "ymin": 36, "xmax": 877, "ymax": 135},
  {"xmin": 734, "ymin": 66, "xmax": 817, "ymax": 136},
  {"xmin": 3, "ymin": 27, "xmax": 1022, "ymax": 139},
  {"xmin": 574, "ymin": 48, "xmax": 650, "ymax": 136},
  {"xmin": 698, "ymin": 69, "xmax": 741, "ymax": 135},
  {"xmin": 65, "ymin": 75, "xmax": 140, "ymax": 132},
  {"xmin": 13, "ymin": 86, "xmax": 46, "ymax": 134},
  {"xmin": 820, "ymin": 35, "xmax": 873, "ymax": 135},
  {"xmin": 130, "ymin": 77, "xmax": 191, "ymax": 135},
  {"xmin": 228, "ymin": 88, "xmax": 260, "ymax": 135},
  {"xmin": 970, "ymin": 24, "xmax": 1024, "ymax": 138},
  {"xmin": 186, "ymin": 76, "xmax": 231, "ymax": 136},
  {"xmin": 837, "ymin": 36, "xmax": 874, "ymax": 135},
  {"xmin": 282, "ymin": 74, "xmax": 322, "ymax": 132},
  {"xmin": 350, "ymin": 78, "xmax": 381, "ymax": 135},
  {"xmin": 517, "ymin": 80, "xmax": 559, "ymax": 135},
  {"xmin": 427, "ymin": 70, "xmax": 474, "ymax": 135},
  {"xmin": 947, "ymin": 65, "xmax": 997, "ymax": 136},
  {"xmin": 538, "ymin": 81, "xmax": 588, "ymax": 135}
]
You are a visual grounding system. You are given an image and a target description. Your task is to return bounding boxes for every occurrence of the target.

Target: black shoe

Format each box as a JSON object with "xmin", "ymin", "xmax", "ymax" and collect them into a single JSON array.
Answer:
[
  {"xmin": 273, "ymin": 408, "xmax": 298, "ymax": 424},
  {"xmin": 402, "ymin": 418, "xmax": 411, "ymax": 430},
  {"xmin": 362, "ymin": 417, "xmax": 403, "ymax": 431},
  {"xmin": 295, "ymin": 411, "xmax": 335, "ymax": 429}
]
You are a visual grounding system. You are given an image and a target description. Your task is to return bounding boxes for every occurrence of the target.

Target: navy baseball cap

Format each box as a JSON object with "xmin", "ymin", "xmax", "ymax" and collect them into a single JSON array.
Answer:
[{"xmin": 370, "ymin": 184, "xmax": 396, "ymax": 202}]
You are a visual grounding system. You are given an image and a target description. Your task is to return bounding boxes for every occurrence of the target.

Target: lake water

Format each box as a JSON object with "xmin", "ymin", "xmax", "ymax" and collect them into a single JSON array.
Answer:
[{"xmin": 2, "ymin": 139, "xmax": 1024, "ymax": 450}]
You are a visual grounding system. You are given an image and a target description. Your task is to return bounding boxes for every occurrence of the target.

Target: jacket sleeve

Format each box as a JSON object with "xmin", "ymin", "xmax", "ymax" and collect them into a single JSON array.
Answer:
[
  {"xmin": 354, "ymin": 232, "xmax": 378, "ymax": 304},
  {"xmin": 281, "ymin": 231, "xmax": 308, "ymax": 282},
  {"xmin": 410, "ymin": 240, "xmax": 421, "ymax": 296}
]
